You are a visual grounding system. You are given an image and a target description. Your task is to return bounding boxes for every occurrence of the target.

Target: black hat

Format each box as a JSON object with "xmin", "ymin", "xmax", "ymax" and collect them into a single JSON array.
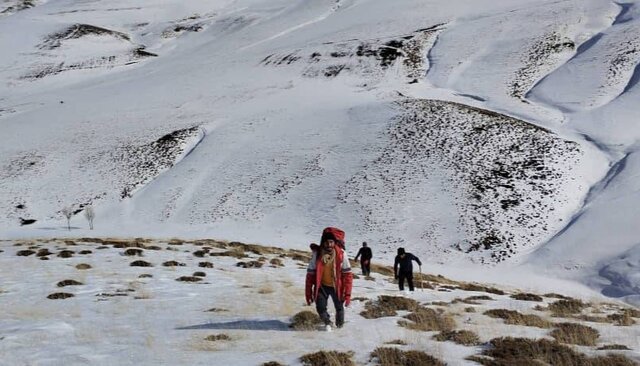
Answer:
[{"xmin": 397, "ymin": 247, "xmax": 405, "ymax": 255}]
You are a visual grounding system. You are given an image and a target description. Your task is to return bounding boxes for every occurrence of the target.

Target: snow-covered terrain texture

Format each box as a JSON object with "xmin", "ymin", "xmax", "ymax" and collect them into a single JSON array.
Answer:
[
  {"xmin": 1, "ymin": 0, "xmax": 640, "ymax": 305},
  {"xmin": 0, "ymin": 238, "xmax": 638, "ymax": 365}
]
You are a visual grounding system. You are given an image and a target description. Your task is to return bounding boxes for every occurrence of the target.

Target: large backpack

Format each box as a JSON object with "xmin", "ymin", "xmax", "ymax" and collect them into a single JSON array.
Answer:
[{"xmin": 320, "ymin": 227, "xmax": 346, "ymax": 249}]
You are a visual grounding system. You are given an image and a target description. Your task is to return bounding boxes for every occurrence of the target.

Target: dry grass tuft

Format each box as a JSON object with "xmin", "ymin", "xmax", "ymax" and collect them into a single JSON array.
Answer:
[
  {"xmin": 261, "ymin": 362, "xmax": 285, "ymax": 366},
  {"xmin": 204, "ymin": 334, "xmax": 230, "ymax": 341},
  {"xmin": 360, "ymin": 296, "xmax": 420, "ymax": 319},
  {"xmin": 290, "ymin": 310, "xmax": 322, "ymax": 330},
  {"xmin": 36, "ymin": 248, "xmax": 53, "ymax": 257},
  {"xmin": 544, "ymin": 293, "xmax": 574, "ymax": 300},
  {"xmin": 57, "ymin": 279, "xmax": 83, "ymax": 287},
  {"xmin": 300, "ymin": 350, "xmax": 355, "ymax": 366},
  {"xmin": 550, "ymin": 322, "xmax": 599, "ymax": 346},
  {"xmin": 465, "ymin": 307, "xmax": 477, "ymax": 313},
  {"xmin": 433, "ymin": 330, "xmax": 481, "ymax": 345},
  {"xmin": 75, "ymin": 263, "xmax": 92, "ymax": 270},
  {"xmin": 193, "ymin": 271, "xmax": 206, "ymax": 277},
  {"xmin": 510, "ymin": 293, "xmax": 543, "ymax": 302},
  {"xmin": 483, "ymin": 309, "xmax": 551, "ymax": 328},
  {"xmin": 468, "ymin": 337, "xmax": 636, "ymax": 366},
  {"xmin": 16, "ymin": 249, "xmax": 36, "ymax": 256},
  {"xmin": 384, "ymin": 339, "xmax": 407, "ymax": 345},
  {"xmin": 399, "ymin": 307, "xmax": 456, "ymax": 332},
  {"xmin": 206, "ymin": 308, "xmax": 228, "ymax": 312},
  {"xmin": 47, "ymin": 292, "xmax": 74, "ymax": 300},
  {"xmin": 371, "ymin": 347, "xmax": 445, "ymax": 366},
  {"xmin": 459, "ymin": 283, "xmax": 505, "ymax": 295},
  {"xmin": 138, "ymin": 274, "xmax": 152, "ymax": 278},
  {"xmin": 210, "ymin": 247, "xmax": 247, "ymax": 259},
  {"xmin": 606, "ymin": 311, "xmax": 636, "ymax": 326},
  {"xmin": 79, "ymin": 250, "xmax": 92, "ymax": 255},
  {"xmin": 549, "ymin": 299, "xmax": 587, "ymax": 317},
  {"xmin": 130, "ymin": 260, "xmax": 152, "ymax": 267},
  {"xmin": 198, "ymin": 261, "xmax": 214, "ymax": 268},
  {"xmin": 162, "ymin": 260, "xmax": 185, "ymax": 267},
  {"xmin": 453, "ymin": 295, "xmax": 493, "ymax": 304},
  {"xmin": 176, "ymin": 276, "xmax": 202, "ymax": 282}
]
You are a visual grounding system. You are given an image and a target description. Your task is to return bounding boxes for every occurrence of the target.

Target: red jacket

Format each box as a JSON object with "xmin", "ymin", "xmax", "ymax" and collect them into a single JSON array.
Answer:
[{"xmin": 305, "ymin": 243, "xmax": 353, "ymax": 306}]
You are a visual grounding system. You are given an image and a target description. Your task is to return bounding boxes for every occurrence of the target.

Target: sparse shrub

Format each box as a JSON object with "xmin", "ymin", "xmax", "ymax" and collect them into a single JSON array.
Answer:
[
  {"xmin": 290, "ymin": 310, "xmax": 321, "ymax": 330},
  {"xmin": 193, "ymin": 271, "xmax": 206, "ymax": 277},
  {"xmin": 176, "ymin": 276, "xmax": 202, "ymax": 282},
  {"xmin": 75, "ymin": 263, "xmax": 92, "ymax": 270},
  {"xmin": 399, "ymin": 307, "xmax": 456, "ymax": 332},
  {"xmin": 130, "ymin": 260, "xmax": 152, "ymax": 267},
  {"xmin": 433, "ymin": 330, "xmax": 480, "ymax": 346},
  {"xmin": 57, "ymin": 279, "xmax": 83, "ymax": 287},
  {"xmin": 16, "ymin": 249, "xmax": 36, "ymax": 256},
  {"xmin": 83, "ymin": 205, "xmax": 95, "ymax": 230},
  {"xmin": 300, "ymin": 350, "xmax": 354, "ymax": 366},
  {"xmin": 468, "ymin": 337, "xmax": 636, "ymax": 366},
  {"xmin": 550, "ymin": 322, "xmax": 599, "ymax": 346},
  {"xmin": 204, "ymin": 334, "xmax": 230, "ymax": 341},
  {"xmin": 510, "ymin": 293, "xmax": 543, "ymax": 302},
  {"xmin": 48, "ymin": 292, "xmax": 74, "ymax": 300},
  {"xmin": 36, "ymin": 248, "xmax": 53, "ymax": 257},
  {"xmin": 484, "ymin": 309, "xmax": 551, "ymax": 328},
  {"xmin": 371, "ymin": 347, "xmax": 445, "ymax": 366},
  {"xmin": 607, "ymin": 311, "xmax": 636, "ymax": 326},
  {"xmin": 61, "ymin": 206, "xmax": 73, "ymax": 231},
  {"xmin": 549, "ymin": 299, "xmax": 587, "ymax": 317},
  {"xmin": 198, "ymin": 261, "xmax": 214, "ymax": 268},
  {"xmin": 361, "ymin": 295, "xmax": 419, "ymax": 319},
  {"xmin": 162, "ymin": 260, "xmax": 185, "ymax": 267}
]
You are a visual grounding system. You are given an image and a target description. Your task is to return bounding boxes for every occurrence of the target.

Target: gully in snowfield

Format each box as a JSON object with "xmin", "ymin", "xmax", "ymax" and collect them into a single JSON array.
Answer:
[{"xmin": 305, "ymin": 227, "xmax": 353, "ymax": 329}]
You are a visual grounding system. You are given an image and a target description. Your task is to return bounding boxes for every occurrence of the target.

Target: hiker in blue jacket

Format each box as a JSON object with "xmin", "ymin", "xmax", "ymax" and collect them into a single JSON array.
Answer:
[{"xmin": 393, "ymin": 247, "xmax": 421, "ymax": 292}]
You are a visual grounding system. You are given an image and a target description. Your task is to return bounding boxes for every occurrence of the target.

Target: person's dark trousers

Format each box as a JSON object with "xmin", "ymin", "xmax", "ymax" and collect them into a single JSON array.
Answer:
[
  {"xmin": 360, "ymin": 260, "xmax": 370, "ymax": 276},
  {"xmin": 316, "ymin": 285, "xmax": 345, "ymax": 327},
  {"xmin": 398, "ymin": 271, "xmax": 414, "ymax": 291}
]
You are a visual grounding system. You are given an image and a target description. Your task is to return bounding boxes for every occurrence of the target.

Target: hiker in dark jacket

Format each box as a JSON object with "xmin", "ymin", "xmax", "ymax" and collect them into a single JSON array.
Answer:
[
  {"xmin": 393, "ymin": 247, "xmax": 422, "ymax": 292},
  {"xmin": 354, "ymin": 241, "xmax": 372, "ymax": 276}
]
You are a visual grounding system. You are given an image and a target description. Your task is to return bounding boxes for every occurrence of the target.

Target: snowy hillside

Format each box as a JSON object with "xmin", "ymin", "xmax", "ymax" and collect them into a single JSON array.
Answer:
[{"xmin": 1, "ymin": 0, "xmax": 640, "ymax": 307}]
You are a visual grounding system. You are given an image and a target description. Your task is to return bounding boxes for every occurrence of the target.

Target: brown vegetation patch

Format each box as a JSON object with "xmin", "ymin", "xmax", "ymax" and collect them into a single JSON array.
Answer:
[
  {"xmin": 210, "ymin": 248, "xmax": 247, "ymax": 259},
  {"xmin": 453, "ymin": 295, "xmax": 493, "ymax": 305},
  {"xmin": 193, "ymin": 271, "xmax": 206, "ymax": 277},
  {"xmin": 550, "ymin": 322, "xmax": 599, "ymax": 346},
  {"xmin": 262, "ymin": 362, "xmax": 285, "ymax": 366},
  {"xmin": 58, "ymin": 250, "xmax": 74, "ymax": 258},
  {"xmin": 549, "ymin": 299, "xmax": 587, "ymax": 317},
  {"xmin": 300, "ymin": 350, "xmax": 354, "ymax": 366},
  {"xmin": 510, "ymin": 293, "xmax": 543, "ymax": 302},
  {"xmin": 433, "ymin": 330, "xmax": 481, "ymax": 346},
  {"xmin": 290, "ymin": 310, "xmax": 322, "ymax": 330},
  {"xmin": 484, "ymin": 309, "xmax": 551, "ymax": 328},
  {"xmin": 193, "ymin": 250, "xmax": 208, "ymax": 257},
  {"xmin": 465, "ymin": 307, "xmax": 476, "ymax": 313},
  {"xmin": 430, "ymin": 301, "xmax": 449, "ymax": 306},
  {"xmin": 206, "ymin": 308, "xmax": 228, "ymax": 312},
  {"xmin": 198, "ymin": 261, "xmax": 214, "ymax": 268},
  {"xmin": 399, "ymin": 307, "xmax": 456, "ymax": 332},
  {"xmin": 75, "ymin": 263, "xmax": 92, "ymax": 270},
  {"xmin": 138, "ymin": 274, "xmax": 152, "ymax": 278},
  {"xmin": 544, "ymin": 293, "xmax": 573, "ymax": 300},
  {"xmin": 204, "ymin": 334, "xmax": 231, "ymax": 341},
  {"xmin": 47, "ymin": 292, "xmax": 74, "ymax": 300},
  {"xmin": 124, "ymin": 248, "xmax": 143, "ymax": 256},
  {"xmin": 468, "ymin": 337, "xmax": 636, "ymax": 366},
  {"xmin": 16, "ymin": 249, "xmax": 36, "ymax": 256},
  {"xmin": 79, "ymin": 250, "xmax": 92, "ymax": 255},
  {"xmin": 162, "ymin": 260, "xmax": 185, "ymax": 267},
  {"xmin": 371, "ymin": 347, "xmax": 445, "ymax": 366},
  {"xmin": 360, "ymin": 296, "xmax": 420, "ymax": 319},
  {"xmin": 607, "ymin": 311, "xmax": 636, "ymax": 326},
  {"xmin": 236, "ymin": 261, "xmax": 264, "ymax": 268},
  {"xmin": 57, "ymin": 279, "xmax": 83, "ymax": 287},
  {"xmin": 176, "ymin": 276, "xmax": 202, "ymax": 282},
  {"xmin": 459, "ymin": 283, "xmax": 505, "ymax": 295},
  {"xmin": 130, "ymin": 260, "xmax": 152, "ymax": 267}
]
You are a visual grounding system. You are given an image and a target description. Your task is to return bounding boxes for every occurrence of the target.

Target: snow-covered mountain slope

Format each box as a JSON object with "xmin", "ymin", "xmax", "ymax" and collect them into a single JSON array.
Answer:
[{"xmin": 1, "ymin": 0, "xmax": 639, "ymax": 305}]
